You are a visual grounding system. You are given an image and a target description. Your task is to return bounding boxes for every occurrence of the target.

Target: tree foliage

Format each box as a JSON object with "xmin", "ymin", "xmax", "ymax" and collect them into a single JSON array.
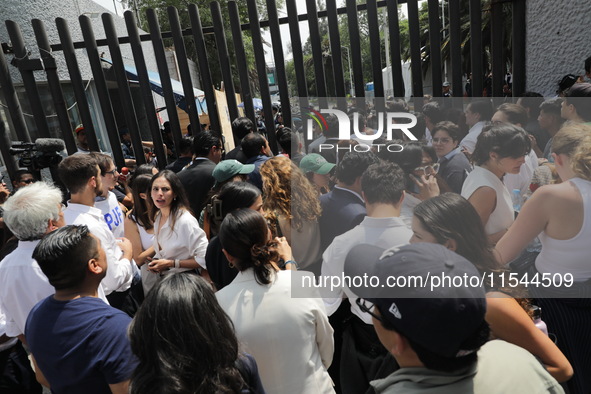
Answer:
[{"xmin": 285, "ymin": 0, "xmax": 512, "ymax": 97}]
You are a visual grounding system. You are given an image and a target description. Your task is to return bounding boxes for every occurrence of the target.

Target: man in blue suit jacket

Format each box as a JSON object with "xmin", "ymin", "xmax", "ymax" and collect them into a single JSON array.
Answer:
[{"xmin": 319, "ymin": 151, "xmax": 380, "ymax": 253}]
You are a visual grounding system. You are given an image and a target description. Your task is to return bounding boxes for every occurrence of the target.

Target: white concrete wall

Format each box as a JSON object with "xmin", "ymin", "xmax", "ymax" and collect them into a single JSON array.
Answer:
[{"xmin": 526, "ymin": 0, "xmax": 591, "ymax": 96}]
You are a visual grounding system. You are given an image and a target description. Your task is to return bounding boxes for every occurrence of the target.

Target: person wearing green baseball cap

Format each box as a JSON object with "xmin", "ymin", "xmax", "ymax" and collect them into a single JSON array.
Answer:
[
  {"xmin": 299, "ymin": 153, "xmax": 336, "ymax": 195},
  {"xmin": 213, "ymin": 160, "xmax": 255, "ymax": 185}
]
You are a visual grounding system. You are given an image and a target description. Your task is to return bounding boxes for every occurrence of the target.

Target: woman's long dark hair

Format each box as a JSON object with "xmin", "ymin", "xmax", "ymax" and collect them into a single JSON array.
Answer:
[
  {"xmin": 129, "ymin": 274, "xmax": 245, "ymax": 394},
  {"xmin": 218, "ymin": 209, "xmax": 278, "ymax": 285},
  {"xmin": 128, "ymin": 174, "xmax": 153, "ymax": 231},
  {"xmin": 146, "ymin": 170, "xmax": 191, "ymax": 231},
  {"xmin": 413, "ymin": 193, "xmax": 530, "ymax": 311}
]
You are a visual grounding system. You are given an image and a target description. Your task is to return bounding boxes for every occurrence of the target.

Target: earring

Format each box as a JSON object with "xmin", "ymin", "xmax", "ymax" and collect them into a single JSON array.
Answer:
[{"xmin": 228, "ymin": 262, "xmax": 234, "ymax": 269}]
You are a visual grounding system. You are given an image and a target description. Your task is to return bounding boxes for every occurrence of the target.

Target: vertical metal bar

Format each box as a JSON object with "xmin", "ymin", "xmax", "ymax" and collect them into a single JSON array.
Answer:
[
  {"xmin": 285, "ymin": 0, "xmax": 309, "ymax": 115},
  {"xmin": 146, "ymin": 8, "xmax": 183, "ymax": 157},
  {"xmin": 0, "ymin": 121, "xmax": 19, "ymax": 180},
  {"xmin": 326, "ymin": 0, "xmax": 345, "ymax": 102},
  {"xmin": 188, "ymin": 4, "xmax": 221, "ymax": 134},
  {"xmin": 228, "ymin": 1, "xmax": 256, "ymax": 127},
  {"xmin": 55, "ymin": 17, "xmax": 100, "ymax": 152},
  {"xmin": 32, "ymin": 19, "xmax": 77, "ymax": 155},
  {"xmin": 427, "ymin": 0, "xmax": 442, "ymax": 97},
  {"xmin": 490, "ymin": 0, "xmax": 504, "ymax": 98},
  {"xmin": 102, "ymin": 13, "xmax": 146, "ymax": 166},
  {"xmin": 448, "ymin": 0, "xmax": 462, "ymax": 99},
  {"xmin": 407, "ymin": 0, "xmax": 424, "ymax": 99},
  {"xmin": 512, "ymin": 0, "xmax": 526, "ymax": 97},
  {"xmin": 124, "ymin": 10, "xmax": 167, "ymax": 168},
  {"xmin": 79, "ymin": 15, "xmax": 125, "ymax": 168},
  {"xmin": 210, "ymin": 2, "xmax": 239, "ymax": 123},
  {"xmin": 5, "ymin": 20, "xmax": 51, "ymax": 138},
  {"xmin": 266, "ymin": 0, "xmax": 292, "ymax": 127},
  {"xmin": 469, "ymin": 0, "xmax": 483, "ymax": 97},
  {"xmin": 367, "ymin": 0, "xmax": 384, "ymax": 102},
  {"xmin": 168, "ymin": 6, "xmax": 200, "ymax": 133},
  {"xmin": 247, "ymin": 0, "xmax": 277, "ymax": 151},
  {"xmin": 346, "ymin": 0, "xmax": 365, "ymax": 100},
  {"xmin": 0, "ymin": 33, "xmax": 31, "ymax": 142},
  {"xmin": 387, "ymin": 0, "xmax": 404, "ymax": 98},
  {"xmin": 306, "ymin": 0, "xmax": 328, "ymax": 109}
]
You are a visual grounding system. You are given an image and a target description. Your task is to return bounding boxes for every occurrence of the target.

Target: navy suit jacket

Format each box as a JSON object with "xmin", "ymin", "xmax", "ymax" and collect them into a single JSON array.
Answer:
[{"xmin": 319, "ymin": 187, "xmax": 366, "ymax": 252}]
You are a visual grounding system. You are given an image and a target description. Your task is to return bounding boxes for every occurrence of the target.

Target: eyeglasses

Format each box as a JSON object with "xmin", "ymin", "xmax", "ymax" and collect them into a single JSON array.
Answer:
[
  {"xmin": 20, "ymin": 178, "xmax": 35, "ymax": 184},
  {"xmin": 413, "ymin": 163, "xmax": 440, "ymax": 176},
  {"xmin": 104, "ymin": 169, "xmax": 117, "ymax": 176},
  {"xmin": 432, "ymin": 138, "xmax": 452, "ymax": 144},
  {"xmin": 356, "ymin": 298, "xmax": 383, "ymax": 323}
]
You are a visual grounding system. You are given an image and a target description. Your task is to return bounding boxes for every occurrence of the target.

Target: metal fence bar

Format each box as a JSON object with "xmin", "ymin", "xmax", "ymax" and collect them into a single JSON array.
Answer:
[
  {"xmin": 491, "ymin": 0, "xmax": 504, "ymax": 98},
  {"xmin": 285, "ymin": 0, "xmax": 309, "ymax": 139},
  {"xmin": 386, "ymin": 0, "xmax": 405, "ymax": 98},
  {"xmin": 6, "ymin": 20, "xmax": 51, "ymax": 139},
  {"xmin": 146, "ymin": 8, "xmax": 183, "ymax": 157},
  {"xmin": 407, "ymin": 0, "xmax": 424, "ymax": 99},
  {"xmin": 512, "ymin": 0, "xmax": 526, "ymax": 97},
  {"xmin": 266, "ymin": 0, "xmax": 292, "ymax": 128},
  {"xmin": 0, "ymin": 47, "xmax": 30, "ymax": 142},
  {"xmin": 448, "ymin": 0, "xmax": 462, "ymax": 99},
  {"xmin": 306, "ymin": 0, "xmax": 328, "ymax": 109},
  {"xmin": 210, "ymin": 2, "xmax": 239, "ymax": 123},
  {"xmin": 428, "ymin": 0, "xmax": 443, "ymax": 97},
  {"xmin": 103, "ymin": 13, "xmax": 145, "ymax": 165},
  {"xmin": 228, "ymin": 1, "xmax": 255, "ymax": 126},
  {"xmin": 32, "ymin": 19, "xmax": 77, "ymax": 155},
  {"xmin": 55, "ymin": 17, "xmax": 100, "ymax": 152},
  {"xmin": 168, "ymin": 6, "xmax": 200, "ymax": 133},
  {"xmin": 346, "ymin": 0, "xmax": 365, "ymax": 100},
  {"xmin": 188, "ymin": 4, "xmax": 221, "ymax": 134},
  {"xmin": 327, "ymin": 0, "xmax": 345, "ymax": 102},
  {"xmin": 247, "ymin": 0, "xmax": 277, "ymax": 150},
  {"xmin": 469, "ymin": 0, "xmax": 483, "ymax": 97},
  {"xmin": 79, "ymin": 15, "xmax": 125, "ymax": 168},
  {"xmin": 124, "ymin": 10, "xmax": 167, "ymax": 168},
  {"xmin": 367, "ymin": 0, "xmax": 384, "ymax": 103},
  {"xmin": 0, "ymin": 121, "xmax": 19, "ymax": 180}
]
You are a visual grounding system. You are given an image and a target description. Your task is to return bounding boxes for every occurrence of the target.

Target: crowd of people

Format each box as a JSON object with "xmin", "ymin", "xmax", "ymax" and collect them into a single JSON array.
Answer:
[{"xmin": 1, "ymin": 60, "xmax": 591, "ymax": 393}]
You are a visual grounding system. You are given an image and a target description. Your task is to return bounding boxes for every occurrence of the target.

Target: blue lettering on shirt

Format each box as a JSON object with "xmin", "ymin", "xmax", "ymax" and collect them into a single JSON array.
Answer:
[{"xmin": 104, "ymin": 206, "xmax": 123, "ymax": 231}]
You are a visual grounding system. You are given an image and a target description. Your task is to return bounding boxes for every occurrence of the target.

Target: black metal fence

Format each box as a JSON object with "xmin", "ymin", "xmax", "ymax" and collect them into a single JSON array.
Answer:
[{"xmin": 0, "ymin": 0, "xmax": 526, "ymax": 181}]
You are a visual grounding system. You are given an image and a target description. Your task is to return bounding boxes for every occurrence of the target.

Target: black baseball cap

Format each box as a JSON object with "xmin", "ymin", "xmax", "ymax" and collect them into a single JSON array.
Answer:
[{"xmin": 345, "ymin": 243, "xmax": 487, "ymax": 358}]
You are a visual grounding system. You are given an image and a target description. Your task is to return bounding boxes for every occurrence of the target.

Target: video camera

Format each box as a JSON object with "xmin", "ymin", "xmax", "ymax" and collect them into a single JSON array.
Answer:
[{"xmin": 9, "ymin": 138, "xmax": 65, "ymax": 171}]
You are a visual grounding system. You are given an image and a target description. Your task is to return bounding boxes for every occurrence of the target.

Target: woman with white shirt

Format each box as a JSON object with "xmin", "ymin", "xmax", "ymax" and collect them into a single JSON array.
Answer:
[
  {"xmin": 461, "ymin": 123, "xmax": 530, "ymax": 244},
  {"xmin": 124, "ymin": 174, "xmax": 157, "ymax": 295},
  {"xmin": 145, "ymin": 170, "xmax": 208, "ymax": 280},
  {"xmin": 496, "ymin": 124, "xmax": 591, "ymax": 393},
  {"xmin": 216, "ymin": 209, "xmax": 335, "ymax": 394}
]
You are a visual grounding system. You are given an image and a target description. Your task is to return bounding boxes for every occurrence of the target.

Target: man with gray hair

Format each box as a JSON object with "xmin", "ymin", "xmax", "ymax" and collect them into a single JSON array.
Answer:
[
  {"xmin": 0, "ymin": 182, "xmax": 106, "ymax": 392},
  {"xmin": 0, "ymin": 182, "xmax": 110, "ymax": 341}
]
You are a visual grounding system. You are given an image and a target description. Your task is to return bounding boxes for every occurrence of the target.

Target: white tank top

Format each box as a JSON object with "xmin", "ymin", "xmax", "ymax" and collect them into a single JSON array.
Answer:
[
  {"xmin": 535, "ymin": 178, "xmax": 591, "ymax": 281},
  {"xmin": 461, "ymin": 166, "xmax": 514, "ymax": 235},
  {"xmin": 137, "ymin": 223, "xmax": 154, "ymax": 250}
]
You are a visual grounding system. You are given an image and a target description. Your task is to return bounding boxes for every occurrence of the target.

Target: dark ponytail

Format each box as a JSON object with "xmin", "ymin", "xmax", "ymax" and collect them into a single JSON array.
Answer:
[{"xmin": 219, "ymin": 209, "xmax": 278, "ymax": 285}]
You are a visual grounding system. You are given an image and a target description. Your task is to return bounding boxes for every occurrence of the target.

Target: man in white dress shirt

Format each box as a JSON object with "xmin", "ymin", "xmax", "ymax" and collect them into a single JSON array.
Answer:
[
  {"xmin": 58, "ymin": 154, "xmax": 136, "ymax": 312},
  {"xmin": 460, "ymin": 99, "xmax": 494, "ymax": 154},
  {"xmin": 321, "ymin": 162, "xmax": 412, "ymax": 393}
]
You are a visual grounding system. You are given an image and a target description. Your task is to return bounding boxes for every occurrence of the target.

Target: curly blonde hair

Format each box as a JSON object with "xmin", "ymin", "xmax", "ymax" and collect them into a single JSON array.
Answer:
[{"xmin": 260, "ymin": 155, "xmax": 321, "ymax": 231}]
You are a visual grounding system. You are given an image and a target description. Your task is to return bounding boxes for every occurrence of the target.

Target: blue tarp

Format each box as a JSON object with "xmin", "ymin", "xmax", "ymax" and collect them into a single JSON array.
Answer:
[{"xmin": 102, "ymin": 58, "xmax": 207, "ymax": 115}]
